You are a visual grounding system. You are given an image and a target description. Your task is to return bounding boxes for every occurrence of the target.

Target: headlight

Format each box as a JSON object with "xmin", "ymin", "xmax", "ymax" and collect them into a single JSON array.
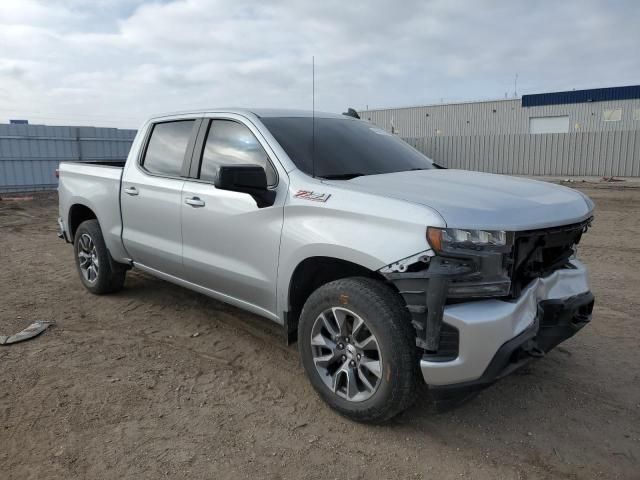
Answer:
[
  {"xmin": 427, "ymin": 227, "xmax": 508, "ymax": 253},
  {"xmin": 426, "ymin": 227, "xmax": 513, "ymax": 298}
]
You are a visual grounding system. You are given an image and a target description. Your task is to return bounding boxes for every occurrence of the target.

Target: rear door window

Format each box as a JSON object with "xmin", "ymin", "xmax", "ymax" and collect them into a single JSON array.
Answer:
[
  {"xmin": 199, "ymin": 120, "xmax": 277, "ymax": 186},
  {"xmin": 142, "ymin": 120, "xmax": 195, "ymax": 177}
]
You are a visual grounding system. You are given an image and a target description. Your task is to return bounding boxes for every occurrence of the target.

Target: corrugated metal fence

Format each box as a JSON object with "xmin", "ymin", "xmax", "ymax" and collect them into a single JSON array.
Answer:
[
  {"xmin": 0, "ymin": 123, "xmax": 136, "ymax": 193},
  {"xmin": 2, "ymin": 123, "xmax": 638, "ymax": 193},
  {"xmin": 405, "ymin": 130, "xmax": 640, "ymax": 177}
]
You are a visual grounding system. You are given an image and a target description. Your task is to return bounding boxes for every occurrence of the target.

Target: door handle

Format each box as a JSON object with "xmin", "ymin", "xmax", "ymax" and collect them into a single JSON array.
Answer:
[
  {"xmin": 123, "ymin": 186, "xmax": 139, "ymax": 196},
  {"xmin": 185, "ymin": 196, "xmax": 205, "ymax": 207}
]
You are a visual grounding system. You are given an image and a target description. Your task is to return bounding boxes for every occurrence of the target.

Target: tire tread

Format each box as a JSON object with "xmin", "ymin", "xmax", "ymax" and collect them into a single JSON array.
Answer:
[
  {"xmin": 299, "ymin": 277, "xmax": 419, "ymax": 423},
  {"xmin": 74, "ymin": 219, "xmax": 126, "ymax": 295}
]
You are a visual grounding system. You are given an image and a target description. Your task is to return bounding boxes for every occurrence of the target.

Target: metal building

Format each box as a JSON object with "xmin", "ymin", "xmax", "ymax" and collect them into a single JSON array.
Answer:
[
  {"xmin": 360, "ymin": 86, "xmax": 640, "ymax": 138},
  {"xmin": 0, "ymin": 123, "xmax": 136, "ymax": 193},
  {"xmin": 359, "ymin": 85, "xmax": 640, "ymax": 177}
]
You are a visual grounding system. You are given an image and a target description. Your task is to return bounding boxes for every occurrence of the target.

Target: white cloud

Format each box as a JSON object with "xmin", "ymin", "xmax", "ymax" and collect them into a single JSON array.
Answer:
[{"xmin": 0, "ymin": 0, "xmax": 638, "ymax": 127}]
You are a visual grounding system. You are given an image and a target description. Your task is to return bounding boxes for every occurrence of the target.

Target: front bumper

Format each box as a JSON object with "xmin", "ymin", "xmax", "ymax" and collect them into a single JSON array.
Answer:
[
  {"xmin": 422, "ymin": 260, "xmax": 593, "ymax": 406},
  {"xmin": 429, "ymin": 291, "xmax": 593, "ymax": 407}
]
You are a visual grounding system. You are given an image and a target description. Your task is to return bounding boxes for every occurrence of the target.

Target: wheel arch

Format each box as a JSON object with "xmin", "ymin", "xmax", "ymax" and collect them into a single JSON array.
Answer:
[
  {"xmin": 284, "ymin": 256, "xmax": 391, "ymax": 344},
  {"xmin": 68, "ymin": 203, "xmax": 99, "ymax": 242}
]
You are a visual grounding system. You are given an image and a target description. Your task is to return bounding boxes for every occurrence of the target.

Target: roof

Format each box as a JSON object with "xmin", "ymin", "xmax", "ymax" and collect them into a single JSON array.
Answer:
[
  {"xmin": 522, "ymin": 85, "xmax": 640, "ymax": 107},
  {"xmin": 251, "ymin": 108, "xmax": 345, "ymax": 118},
  {"xmin": 148, "ymin": 108, "xmax": 346, "ymax": 121},
  {"xmin": 360, "ymin": 97, "xmax": 518, "ymax": 113},
  {"xmin": 360, "ymin": 85, "xmax": 640, "ymax": 113}
]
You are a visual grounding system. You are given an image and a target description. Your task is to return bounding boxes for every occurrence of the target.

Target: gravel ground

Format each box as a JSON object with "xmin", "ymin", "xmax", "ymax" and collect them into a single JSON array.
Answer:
[{"xmin": 0, "ymin": 187, "xmax": 639, "ymax": 479}]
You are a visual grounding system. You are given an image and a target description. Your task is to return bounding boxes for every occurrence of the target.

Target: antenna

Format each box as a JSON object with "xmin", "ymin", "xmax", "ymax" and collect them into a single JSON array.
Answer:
[
  {"xmin": 514, "ymin": 73, "xmax": 519, "ymax": 97},
  {"xmin": 312, "ymin": 55, "xmax": 316, "ymax": 178}
]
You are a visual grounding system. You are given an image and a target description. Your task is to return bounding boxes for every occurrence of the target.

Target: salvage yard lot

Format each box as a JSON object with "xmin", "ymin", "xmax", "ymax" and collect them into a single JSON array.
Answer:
[{"xmin": 0, "ymin": 186, "xmax": 639, "ymax": 479}]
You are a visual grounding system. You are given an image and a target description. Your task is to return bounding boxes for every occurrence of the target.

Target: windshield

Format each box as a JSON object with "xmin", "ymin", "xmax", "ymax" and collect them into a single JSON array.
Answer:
[{"xmin": 260, "ymin": 116, "xmax": 435, "ymax": 179}]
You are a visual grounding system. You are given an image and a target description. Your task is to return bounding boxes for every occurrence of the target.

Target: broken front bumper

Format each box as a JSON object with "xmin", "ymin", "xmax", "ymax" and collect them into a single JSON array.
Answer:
[
  {"xmin": 383, "ymin": 257, "xmax": 593, "ymax": 406},
  {"xmin": 422, "ymin": 260, "xmax": 593, "ymax": 407}
]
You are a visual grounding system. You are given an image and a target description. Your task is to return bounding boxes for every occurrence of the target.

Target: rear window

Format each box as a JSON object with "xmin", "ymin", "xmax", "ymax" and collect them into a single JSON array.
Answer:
[{"xmin": 142, "ymin": 120, "xmax": 195, "ymax": 177}]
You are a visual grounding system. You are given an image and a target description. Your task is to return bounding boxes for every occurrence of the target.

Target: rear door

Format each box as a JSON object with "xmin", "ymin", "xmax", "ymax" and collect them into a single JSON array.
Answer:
[
  {"xmin": 121, "ymin": 119, "xmax": 200, "ymax": 277},
  {"xmin": 180, "ymin": 115, "xmax": 287, "ymax": 317}
]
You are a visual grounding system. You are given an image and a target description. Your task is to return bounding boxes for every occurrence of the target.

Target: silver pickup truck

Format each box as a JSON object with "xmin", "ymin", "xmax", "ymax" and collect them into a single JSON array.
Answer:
[{"xmin": 58, "ymin": 109, "xmax": 595, "ymax": 422}]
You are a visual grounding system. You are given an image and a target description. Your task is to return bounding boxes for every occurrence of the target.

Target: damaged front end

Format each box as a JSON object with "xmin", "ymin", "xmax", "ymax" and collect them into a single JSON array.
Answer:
[
  {"xmin": 380, "ymin": 227, "xmax": 515, "ymax": 355},
  {"xmin": 380, "ymin": 218, "xmax": 594, "ymax": 396}
]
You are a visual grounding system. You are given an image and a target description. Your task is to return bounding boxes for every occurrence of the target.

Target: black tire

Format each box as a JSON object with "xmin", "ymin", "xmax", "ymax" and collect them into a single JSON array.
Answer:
[
  {"xmin": 73, "ymin": 219, "xmax": 126, "ymax": 294},
  {"xmin": 298, "ymin": 277, "xmax": 419, "ymax": 423}
]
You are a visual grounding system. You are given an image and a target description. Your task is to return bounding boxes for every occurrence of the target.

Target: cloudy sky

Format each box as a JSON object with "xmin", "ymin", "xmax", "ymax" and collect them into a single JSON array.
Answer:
[{"xmin": 1, "ymin": 0, "xmax": 639, "ymax": 128}]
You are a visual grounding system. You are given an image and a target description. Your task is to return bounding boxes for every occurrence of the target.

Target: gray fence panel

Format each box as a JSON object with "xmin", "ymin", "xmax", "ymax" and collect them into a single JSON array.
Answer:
[
  {"xmin": 406, "ymin": 130, "xmax": 639, "ymax": 177},
  {"xmin": 0, "ymin": 123, "xmax": 136, "ymax": 193},
  {"xmin": 632, "ymin": 130, "xmax": 640, "ymax": 176}
]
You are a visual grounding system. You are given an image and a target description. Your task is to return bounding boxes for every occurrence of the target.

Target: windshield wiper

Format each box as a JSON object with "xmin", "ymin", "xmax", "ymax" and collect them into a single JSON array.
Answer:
[
  {"xmin": 319, "ymin": 173, "xmax": 365, "ymax": 180},
  {"xmin": 406, "ymin": 163, "xmax": 446, "ymax": 171}
]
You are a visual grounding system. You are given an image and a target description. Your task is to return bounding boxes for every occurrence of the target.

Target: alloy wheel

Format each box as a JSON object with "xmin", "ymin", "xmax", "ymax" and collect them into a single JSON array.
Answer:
[
  {"xmin": 310, "ymin": 306, "xmax": 383, "ymax": 402},
  {"xmin": 77, "ymin": 233, "xmax": 99, "ymax": 284}
]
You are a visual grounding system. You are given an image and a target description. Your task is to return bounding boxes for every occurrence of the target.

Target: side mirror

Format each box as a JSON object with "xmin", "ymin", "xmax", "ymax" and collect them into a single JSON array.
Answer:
[{"xmin": 214, "ymin": 164, "xmax": 276, "ymax": 208}]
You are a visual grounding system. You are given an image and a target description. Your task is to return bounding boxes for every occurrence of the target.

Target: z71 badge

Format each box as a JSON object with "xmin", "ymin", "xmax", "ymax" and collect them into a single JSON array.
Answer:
[{"xmin": 294, "ymin": 190, "xmax": 331, "ymax": 202}]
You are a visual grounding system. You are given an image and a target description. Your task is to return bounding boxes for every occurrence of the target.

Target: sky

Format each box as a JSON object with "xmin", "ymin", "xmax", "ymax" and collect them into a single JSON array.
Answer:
[{"xmin": 1, "ymin": 0, "xmax": 639, "ymax": 128}]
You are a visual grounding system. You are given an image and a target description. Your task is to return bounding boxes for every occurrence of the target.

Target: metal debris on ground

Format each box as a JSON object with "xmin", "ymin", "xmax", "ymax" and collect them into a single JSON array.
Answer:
[
  {"xmin": 0, "ymin": 196, "xmax": 35, "ymax": 201},
  {"xmin": 0, "ymin": 321, "xmax": 55, "ymax": 345}
]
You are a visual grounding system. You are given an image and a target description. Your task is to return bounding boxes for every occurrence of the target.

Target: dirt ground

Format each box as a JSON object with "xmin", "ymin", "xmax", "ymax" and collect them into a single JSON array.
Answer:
[{"xmin": 0, "ymin": 186, "xmax": 639, "ymax": 480}]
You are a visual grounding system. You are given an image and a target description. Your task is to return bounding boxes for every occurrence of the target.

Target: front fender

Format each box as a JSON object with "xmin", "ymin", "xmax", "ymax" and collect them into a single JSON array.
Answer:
[
  {"xmin": 277, "ymin": 243, "xmax": 385, "ymax": 311},
  {"xmin": 276, "ymin": 184, "xmax": 446, "ymax": 318}
]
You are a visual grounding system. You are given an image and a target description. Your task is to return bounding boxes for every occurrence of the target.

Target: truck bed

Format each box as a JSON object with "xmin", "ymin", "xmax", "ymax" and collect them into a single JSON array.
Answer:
[
  {"xmin": 57, "ymin": 161, "xmax": 129, "ymax": 262},
  {"xmin": 62, "ymin": 160, "xmax": 126, "ymax": 168}
]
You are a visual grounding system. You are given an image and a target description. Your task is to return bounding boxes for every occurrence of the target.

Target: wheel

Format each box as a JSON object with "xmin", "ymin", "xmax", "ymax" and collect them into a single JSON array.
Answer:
[
  {"xmin": 298, "ymin": 277, "xmax": 419, "ymax": 423},
  {"xmin": 73, "ymin": 219, "xmax": 126, "ymax": 294}
]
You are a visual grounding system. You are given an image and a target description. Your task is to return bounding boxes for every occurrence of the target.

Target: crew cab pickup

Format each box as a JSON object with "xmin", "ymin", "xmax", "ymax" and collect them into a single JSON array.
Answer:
[{"xmin": 58, "ymin": 109, "xmax": 595, "ymax": 422}]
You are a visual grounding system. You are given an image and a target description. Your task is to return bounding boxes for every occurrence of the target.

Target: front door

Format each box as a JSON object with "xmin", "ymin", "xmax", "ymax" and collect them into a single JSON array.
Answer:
[{"xmin": 181, "ymin": 117, "xmax": 286, "ymax": 317}]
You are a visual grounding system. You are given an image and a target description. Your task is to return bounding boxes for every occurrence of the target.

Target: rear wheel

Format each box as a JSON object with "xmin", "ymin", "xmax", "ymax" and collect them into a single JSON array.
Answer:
[
  {"xmin": 73, "ymin": 219, "xmax": 126, "ymax": 294},
  {"xmin": 298, "ymin": 277, "xmax": 419, "ymax": 423}
]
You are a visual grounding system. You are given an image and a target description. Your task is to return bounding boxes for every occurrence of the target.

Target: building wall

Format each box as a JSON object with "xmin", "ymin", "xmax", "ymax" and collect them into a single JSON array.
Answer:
[
  {"xmin": 405, "ymin": 130, "xmax": 640, "ymax": 177},
  {"xmin": 0, "ymin": 123, "xmax": 136, "ymax": 193},
  {"xmin": 360, "ymin": 98, "xmax": 640, "ymax": 138}
]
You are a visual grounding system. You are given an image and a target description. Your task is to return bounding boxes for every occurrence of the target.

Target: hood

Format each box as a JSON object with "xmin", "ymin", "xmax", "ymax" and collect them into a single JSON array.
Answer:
[{"xmin": 329, "ymin": 170, "xmax": 593, "ymax": 231}]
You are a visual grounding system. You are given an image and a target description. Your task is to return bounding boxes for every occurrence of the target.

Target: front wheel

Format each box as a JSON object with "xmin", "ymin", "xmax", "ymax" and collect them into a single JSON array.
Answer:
[
  {"xmin": 298, "ymin": 277, "xmax": 419, "ymax": 423},
  {"xmin": 73, "ymin": 219, "xmax": 126, "ymax": 294}
]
